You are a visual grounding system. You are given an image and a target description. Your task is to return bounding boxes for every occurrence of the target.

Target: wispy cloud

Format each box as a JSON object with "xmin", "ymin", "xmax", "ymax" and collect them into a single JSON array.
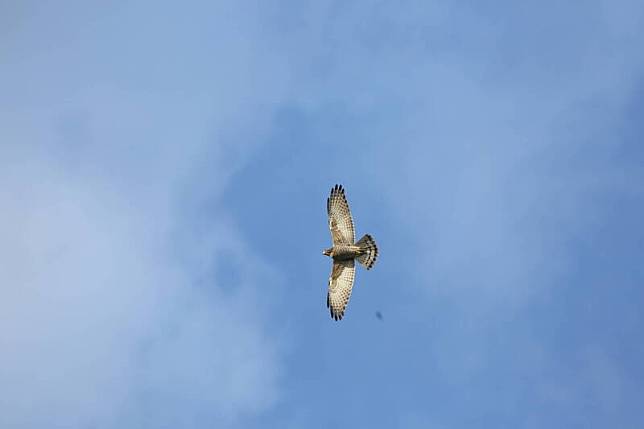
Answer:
[{"xmin": 0, "ymin": 2, "xmax": 290, "ymax": 428}]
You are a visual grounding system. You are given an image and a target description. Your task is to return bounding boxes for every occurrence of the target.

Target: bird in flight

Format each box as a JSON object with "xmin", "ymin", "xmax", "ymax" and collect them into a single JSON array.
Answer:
[{"xmin": 323, "ymin": 184, "xmax": 378, "ymax": 321}]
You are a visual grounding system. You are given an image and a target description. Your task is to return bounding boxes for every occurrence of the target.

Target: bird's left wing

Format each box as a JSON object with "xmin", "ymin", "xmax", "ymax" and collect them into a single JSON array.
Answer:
[
  {"xmin": 326, "ymin": 259, "xmax": 356, "ymax": 321},
  {"xmin": 327, "ymin": 184, "xmax": 355, "ymax": 245}
]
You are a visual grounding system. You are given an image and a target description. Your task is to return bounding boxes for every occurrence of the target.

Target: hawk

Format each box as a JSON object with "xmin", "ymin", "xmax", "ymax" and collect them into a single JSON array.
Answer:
[{"xmin": 323, "ymin": 184, "xmax": 378, "ymax": 321}]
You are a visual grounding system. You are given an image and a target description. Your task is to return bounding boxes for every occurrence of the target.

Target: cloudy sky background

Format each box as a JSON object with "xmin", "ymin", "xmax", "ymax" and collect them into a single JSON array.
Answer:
[{"xmin": 2, "ymin": 1, "xmax": 644, "ymax": 428}]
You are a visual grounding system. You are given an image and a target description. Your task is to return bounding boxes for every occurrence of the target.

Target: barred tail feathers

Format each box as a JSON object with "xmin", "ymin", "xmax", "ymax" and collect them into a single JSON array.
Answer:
[{"xmin": 356, "ymin": 234, "xmax": 378, "ymax": 269}]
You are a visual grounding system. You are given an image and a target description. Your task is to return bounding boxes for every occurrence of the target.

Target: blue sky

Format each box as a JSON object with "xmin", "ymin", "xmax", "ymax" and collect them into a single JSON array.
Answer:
[{"xmin": 2, "ymin": 1, "xmax": 644, "ymax": 428}]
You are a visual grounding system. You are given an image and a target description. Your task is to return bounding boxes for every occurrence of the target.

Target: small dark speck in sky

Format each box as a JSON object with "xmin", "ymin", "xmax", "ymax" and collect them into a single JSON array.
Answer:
[{"xmin": 375, "ymin": 311, "xmax": 383, "ymax": 321}]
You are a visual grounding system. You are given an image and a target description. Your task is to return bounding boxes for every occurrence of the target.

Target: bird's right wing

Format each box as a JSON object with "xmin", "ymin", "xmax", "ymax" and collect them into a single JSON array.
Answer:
[
  {"xmin": 327, "ymin": 184, "xmax": 355, "ymax": 245},
  {"xmin": 326, "ymin": 259, "xmax": 356, "ymax": 321}
]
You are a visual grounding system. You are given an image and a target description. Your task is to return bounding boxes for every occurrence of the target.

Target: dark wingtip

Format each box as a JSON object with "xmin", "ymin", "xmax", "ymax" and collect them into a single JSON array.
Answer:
[{"xmin": 330, "ymin": 183, "xmax": 346, "ymax": 196}]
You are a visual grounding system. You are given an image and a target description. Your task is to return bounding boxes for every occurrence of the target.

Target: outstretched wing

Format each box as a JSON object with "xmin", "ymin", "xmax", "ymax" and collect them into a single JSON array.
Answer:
[
  {"xmin": 327, "ymin": 184, "xmax": 355, "ymax": 245},
  {"xmin": 326, "ymin": 259, "xmax": 356, "ymax": 321}
]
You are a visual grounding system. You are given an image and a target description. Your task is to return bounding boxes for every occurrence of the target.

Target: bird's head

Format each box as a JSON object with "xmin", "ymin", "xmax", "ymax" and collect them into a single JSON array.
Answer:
[{"xmin": 323, "ymin": 248, "xmax": 332, "ymax": 257}]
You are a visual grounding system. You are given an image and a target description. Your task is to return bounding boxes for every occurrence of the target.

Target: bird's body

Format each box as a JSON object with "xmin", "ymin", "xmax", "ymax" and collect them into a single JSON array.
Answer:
[
  {"xmin": 324, "ymin": 244, "xmax": 361, "ymax": 260},
  {"xmin": 323, "ymin": 184, "xmax": 378, "ymax": 321}
]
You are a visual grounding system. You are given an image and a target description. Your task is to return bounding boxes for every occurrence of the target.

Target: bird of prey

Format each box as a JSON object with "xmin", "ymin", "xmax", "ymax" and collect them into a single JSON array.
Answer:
[{"xmin": 323, "ymin": 184, "xmax": 378, "ymax": 321}]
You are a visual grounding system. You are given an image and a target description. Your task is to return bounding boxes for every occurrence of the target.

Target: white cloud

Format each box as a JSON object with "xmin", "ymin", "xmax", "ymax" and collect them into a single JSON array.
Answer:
[
  {"xmin": 0, "ymin": 2, "xmax": 289, "ymax": 425},
  {"xmin": 0, "ymin": 97, "xmax": 283, "ymax": 427}
]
